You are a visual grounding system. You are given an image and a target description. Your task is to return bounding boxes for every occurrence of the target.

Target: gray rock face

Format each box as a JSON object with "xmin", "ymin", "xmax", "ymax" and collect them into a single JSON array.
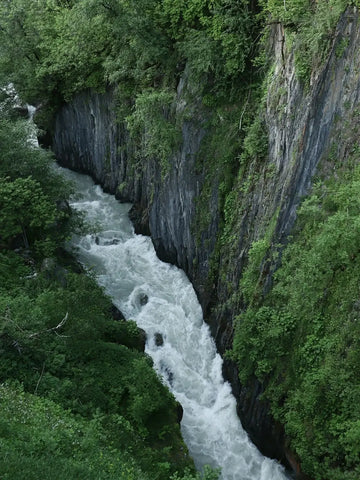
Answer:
[
  {"xmin": 52, "ymin": 90, "xmax": 124, "ymax": 191},
  {"xmin": 52, "ymin": 82, "xmax": 215, "ymax": 300},
  {"xmin": 267, "ymin": 8, "xmax": 360, "ymax": 246},
  {"xmin": 52, "ymin": 7, "xmax": 360, "ymax": 471}
]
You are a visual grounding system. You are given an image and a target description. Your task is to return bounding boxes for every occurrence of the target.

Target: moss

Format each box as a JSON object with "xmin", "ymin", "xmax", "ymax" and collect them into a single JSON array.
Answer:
[
  {"xmin": 231, "ymin": 162, "xmax": 360, "ymax": 480},
  {"xmin": 239, "ymin": 208, "xmax": 280, "ymax": 306}
]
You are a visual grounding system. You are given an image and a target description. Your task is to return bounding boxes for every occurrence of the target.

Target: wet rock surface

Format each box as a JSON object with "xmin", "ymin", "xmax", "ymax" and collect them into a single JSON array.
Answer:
[
  {"xmin": 110, "ymin": 304, "xmax": 126, "ymax": 322},
  {"xmin": 154, "ymin": 332, "xmax": 164, "ymax": 346},
  {"xmin": 139, "ymin": 293, "xmax": 149, "ymax": 306}
]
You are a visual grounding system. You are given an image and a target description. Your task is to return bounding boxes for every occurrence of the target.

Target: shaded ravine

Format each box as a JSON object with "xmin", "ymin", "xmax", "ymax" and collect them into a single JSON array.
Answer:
[{"xmin": 62, "ymin": 167, "xmax": 289, "ymax": 480}]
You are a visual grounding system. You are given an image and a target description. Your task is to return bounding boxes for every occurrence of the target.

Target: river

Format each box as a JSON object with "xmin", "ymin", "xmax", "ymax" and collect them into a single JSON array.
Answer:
[{"xmin": 61, "ymin": 167, "xmax": 289, "ymax": 480}]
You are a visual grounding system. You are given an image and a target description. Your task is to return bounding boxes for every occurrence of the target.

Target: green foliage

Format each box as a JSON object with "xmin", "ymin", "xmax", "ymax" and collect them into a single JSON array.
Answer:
[
  {"xmin": 231, "ymin": 165, "xmax": 360, "ymax": 479},
  {"xmin": 0, "ymin": 114, "xmax": 70, "ymax": 201},
  {"xmin": 0, "ymin": 383, "xmax": 150, "ymax": 480},
  {"xmin": 260, "ymin": 0, "xmax": 310, "ymax": 24},
  {"xmin": 0, "ymin": 109, "xmax": 75, "ymax": 254},
  {"xmin": 0, "ymin": 0, "xmax": 108, "ymax": 102},
  {"xmin": 0, "ymin": 113, "xmax": 193, "ymax": 480},
  {"xmin": 0, "ymin": 176, "xmax": 57, "ymax": 254},
  {"xmin": 239, "ymin": 208, "xmax": 278, "ymax": 305},
  {"xmin": 231, "ymin": 306, "xmax": 296, "ymax": 382},
  {"xmin": 0, "ymin": 251, "xmax": 31, "ymax": 289},
  {"xmin": 171, "ymin": 465, "xmax": 221, "ymax": 480},
  {"xmin": 0, "ymin": 0, "xmax": 172, "ymax": 103},
  {"xmin": 218, "ymin": 79, "xmax": 270, "ymax": 247},
  {"xmin": 241, "ymin": 116, "xmax": 269, "ymax": 163},
  {"xmin": 2, "ymin": 2, "xmax": 359, "ymax": 479},
  {"xmin": 240, "ymin": 238, "xmax": 270, "ymax": 304},
  {"xmin": 35, "ymin": 2, "xmax": 109, "ymax": 100},
  {"xmin": 161, "ymin": 0, "xmax": 257, "ymax": 100},
  {"xmin": 0, "ymin": 257, "xmax": 192, "ymax": 479},
  {"xmin": 0, "ymin": 0, "xmax": 260, "ymax": 108},
  {"xmin": 0, "ymin": 270, "xmax": 183, "ymax": 447},
  {"xmin": 260, "ymin": 0, "xmax": 349, "ymax": 82},
  {"xmin": 100, "ymin": 0, "xmax": 174, "ymax": 87},
  {"xmin": 126, "ymin": 88, "xmax": 180, "ymax": 177},
  {"xmin": 195, "ymin": 80, "xmax": 265, "ymax": 243}
]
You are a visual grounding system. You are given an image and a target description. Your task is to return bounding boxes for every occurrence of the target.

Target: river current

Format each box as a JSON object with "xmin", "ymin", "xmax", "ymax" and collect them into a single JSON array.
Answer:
[{"xmin": 62, "ymin": 167, "xmax": 289, "ymax": 480}]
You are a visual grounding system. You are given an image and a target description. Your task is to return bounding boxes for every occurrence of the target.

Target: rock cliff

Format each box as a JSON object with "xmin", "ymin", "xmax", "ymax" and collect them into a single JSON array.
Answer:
[
  {"xmin": 52, "ymin": 6, "xmax": 360, "ymax": 474},
  {"xmin": 52, "ymin": 80, "xmax": 217, "ymax": 307}
]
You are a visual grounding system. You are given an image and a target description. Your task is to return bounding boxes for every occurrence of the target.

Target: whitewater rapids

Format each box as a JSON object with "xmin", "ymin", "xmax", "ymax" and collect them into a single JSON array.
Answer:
[{"xmin": 62, "ymin": 168, "xmax": 289, "ymax": 480}]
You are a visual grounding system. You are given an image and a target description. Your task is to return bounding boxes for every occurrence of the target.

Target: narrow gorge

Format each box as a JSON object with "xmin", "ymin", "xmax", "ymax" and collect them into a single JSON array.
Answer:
[
  {"xmin": 50, "ymin": 7, "xmax": 360, "ymax": 477},
  {"xmin": 2, "ymin": 1, "xmax": 360, "ymax": 479},
  {"xmin": 61, "ymin": 166, "xmax": 288, "ymax": 479}
]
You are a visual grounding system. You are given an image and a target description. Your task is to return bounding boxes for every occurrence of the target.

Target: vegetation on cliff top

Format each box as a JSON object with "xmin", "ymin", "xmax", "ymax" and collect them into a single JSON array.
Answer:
[
  {"xmin": 0, "ymin": 0, "xmax": 354, "ymax": 104},
  {"xmin": 0, "ymin": 0, "xmax": 257, "ymax": 103}
]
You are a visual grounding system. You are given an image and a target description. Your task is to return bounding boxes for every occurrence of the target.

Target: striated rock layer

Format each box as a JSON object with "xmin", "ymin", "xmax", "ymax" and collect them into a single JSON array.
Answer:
[{"xmin": 52, "ymin": 7, "xmax": 360, "ymax": 475}]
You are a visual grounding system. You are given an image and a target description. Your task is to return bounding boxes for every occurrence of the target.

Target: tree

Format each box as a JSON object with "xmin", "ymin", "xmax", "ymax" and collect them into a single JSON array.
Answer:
[{"xmin": 0, "ymin": 176, "xmax": 57, "ymax": 252}]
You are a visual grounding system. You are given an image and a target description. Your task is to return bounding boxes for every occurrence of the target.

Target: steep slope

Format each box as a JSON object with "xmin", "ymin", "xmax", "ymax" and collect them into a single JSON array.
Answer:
[
  {"xmin": 52, "ymin": 79, "xmax": 216, "ymax": 307},
  {"xmin": 52, "ymin": 6, "xmax": 360, "ymax": 477}
]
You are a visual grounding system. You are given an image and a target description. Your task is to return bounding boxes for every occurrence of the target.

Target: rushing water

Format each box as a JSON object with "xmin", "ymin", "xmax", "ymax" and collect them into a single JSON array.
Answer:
[{"xmin": 62, "ymin": 167, "xmax": 289, "ymax": 480}]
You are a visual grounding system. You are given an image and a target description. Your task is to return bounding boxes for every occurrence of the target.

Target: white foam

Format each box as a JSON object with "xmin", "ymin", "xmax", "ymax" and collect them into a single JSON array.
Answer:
[{"xmin": 62, "ymin": 168, "xmax": 289, "ymax": 480}]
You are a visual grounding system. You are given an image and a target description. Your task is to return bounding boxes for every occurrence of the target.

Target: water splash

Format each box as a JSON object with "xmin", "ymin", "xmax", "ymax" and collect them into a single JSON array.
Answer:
[{"xmin": 62, "ymin": 168, "xmax": 289, "ymax": 480}]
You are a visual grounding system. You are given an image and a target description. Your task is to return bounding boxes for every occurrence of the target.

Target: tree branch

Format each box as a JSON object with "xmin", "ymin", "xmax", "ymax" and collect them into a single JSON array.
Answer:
[
  {"xmin": 29, "ymin": 312, "xmax": 69, "ymax": 338},
  {"xmin": 34, "ymin": 362, "xmax": 45, "ymax": 395}
]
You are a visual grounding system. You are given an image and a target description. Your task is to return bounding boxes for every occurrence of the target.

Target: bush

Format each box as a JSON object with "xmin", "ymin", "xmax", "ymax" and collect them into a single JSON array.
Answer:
[{"xmin": 231, "ymin": 165, "xmax": 360, "ymax": 479}]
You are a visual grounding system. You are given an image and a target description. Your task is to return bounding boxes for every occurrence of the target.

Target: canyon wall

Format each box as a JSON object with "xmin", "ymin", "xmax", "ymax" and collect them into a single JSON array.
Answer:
[{"xmin": 52, "ymin": 6, "xmax": 360, "ymax": 472}]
